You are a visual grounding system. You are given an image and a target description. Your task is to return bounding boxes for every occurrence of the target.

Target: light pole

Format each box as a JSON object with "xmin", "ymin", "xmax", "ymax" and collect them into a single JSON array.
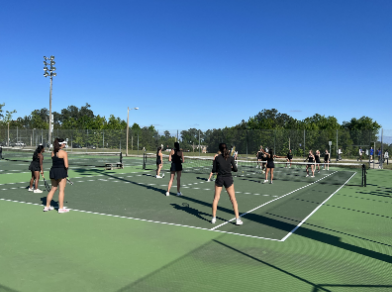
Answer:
[
  {"xmin": 126, "ymin": 107, "xmax": 139, "ymax": 156},
  {"xmin": 43, "ymin": 56, "xmax": 57, "ymax": 148}
]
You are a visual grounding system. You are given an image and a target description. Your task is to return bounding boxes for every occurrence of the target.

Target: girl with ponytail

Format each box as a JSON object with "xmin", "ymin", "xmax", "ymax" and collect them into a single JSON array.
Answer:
[
  {"xmin": 28, "ymin": 145, "xmax": 45, "ymax": 193},
  {"xmin": 166, "ymin": 142, "xmax": 184, "ymax": 196},
  {"xmin": 44, "ymin": 138, "xmax": 70, "ymax": 213},
  {"xmin": 211, "ymin": 143, "xmax": 243, "ymax": 226}
]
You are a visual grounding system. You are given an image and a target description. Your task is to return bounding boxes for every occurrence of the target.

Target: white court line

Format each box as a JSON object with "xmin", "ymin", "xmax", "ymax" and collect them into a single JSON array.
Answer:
[
  {"xmin": 0, "ymin": 197, "xmax": 282, "ymax": 242},
  {"xmin": 210, "ymin": 171, "xmax": 337, "ymax": 231},
  {"xmin": 280, "ymin": 172, "xmax": 357, "ymax": 242}
]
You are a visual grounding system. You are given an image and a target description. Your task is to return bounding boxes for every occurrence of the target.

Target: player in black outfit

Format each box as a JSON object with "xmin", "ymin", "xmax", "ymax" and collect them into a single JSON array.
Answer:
[
  {"xmin": 28, "ymin": 145, "xmax": 45, "ymax": 193},
  {"xmin": 44, "ymin": 138, "xmax": 69, "ymax": 213},
  {"xmin": 256, "ymin": 146, "xmax": 264, "ymax": 169},
  {"xmin": 166, "ymin": 142, "xmax": 184, "ymax": 197},
  {"xmin": 286, "ymin": 149, "xmax": 293, "ymax": 168},
  {"xmin": 262, "ymin": 148, "xmax": 285, "ymax": 184},
  {"xmin": 305, "ymin": 150, "xmax": 316, "ymax": 177},
  {"xmin": 156, "ymin": 147, "xmax": 165, "ymax": 178},
  {"xmin": 0, "ymin": 146, "xmax": 2, "ymax": 159},
  {"xmin": 323, "ymin": 149, "xmax": 330, "ymax": 170},
  {"xmin": 211, "ymin": 143, "xmax": 243, "ymax": 226},
  {"xmin": 315, "ymin": 150, "xmax": 321, "ymax": 173}
]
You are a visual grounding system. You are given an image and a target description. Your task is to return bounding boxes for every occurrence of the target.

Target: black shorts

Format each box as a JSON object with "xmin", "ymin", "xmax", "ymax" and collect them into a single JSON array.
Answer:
[
  {"xmin": 307, "ymin": 164, "xmax": 314, "ymax": 167},
  {"xmin": 267, "ymin": 162, "xmax": 274, "ymax": 169},
  {"xmin": 215, "ymin": 176, "xmax": 233, "ymax": 188},
  {"xmin": 287, "ymin": 156, "xmax": 293, "ymax": 160},
  {"xmin": 29, "ymin": 162, "xmax": 40, "ymax": 172},
  {"xmin": 170, "ymin": 163, "xmax": 182, "ymax": 172}
]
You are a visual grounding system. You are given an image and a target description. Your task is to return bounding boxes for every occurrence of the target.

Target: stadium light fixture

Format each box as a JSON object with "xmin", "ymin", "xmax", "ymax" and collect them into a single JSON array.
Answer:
[
  {"xmin": 43, "ymin": 55, "xmax": 57, "ymax": 148},
  {"xmin": 126, "ymin": 107, "xmax": 139, "ymax": 156}
]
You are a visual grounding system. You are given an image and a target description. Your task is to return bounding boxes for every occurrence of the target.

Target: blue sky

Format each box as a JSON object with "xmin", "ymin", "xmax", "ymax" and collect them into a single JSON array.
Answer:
[{"xmin": 1, "ymin": 0, "xmax": 391, "ymax": 132}]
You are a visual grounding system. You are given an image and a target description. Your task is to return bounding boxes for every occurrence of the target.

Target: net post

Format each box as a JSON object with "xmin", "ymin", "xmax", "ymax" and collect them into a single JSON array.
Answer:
[
  {"xmin": 143, "ymin": 153, "xmax": 146, "ymax": 170},
  {"xmin": 362, "ymin": 164, "xmax": 366, "ymax": 187},
  {"xmin": 120, "ymin": 152, "xmax": 123, "ymax": 164}
]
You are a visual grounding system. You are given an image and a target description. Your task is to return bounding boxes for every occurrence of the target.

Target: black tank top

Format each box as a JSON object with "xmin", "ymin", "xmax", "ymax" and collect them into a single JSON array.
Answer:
[
  {"xmin": 156, "ymin": 154, "xmax": 161, "ymax": 164},
  {"xmin": 52, "ymin": 152, "xmax": 65, "ymax": 168},
  {"xmin": 171, "ymin": 150, "xmax": 182, "ymax": 164},
  {"xmin": 315, "ymin": 154, "xmax": 320, "ymax": 162},
  {"xmin": 324, "ymin": 153, "xmax": 329, "ymax": 160},
  {"xmin": 32, "ymin": 153, "xmax": 40, "ymax": 164},
  {"xmin": 308, "ymin": 154, "xmax": 314, "ymax": 162},
  {"xmin": 267, "ymin": 155, "xmax": 274, "ymax": 162}
]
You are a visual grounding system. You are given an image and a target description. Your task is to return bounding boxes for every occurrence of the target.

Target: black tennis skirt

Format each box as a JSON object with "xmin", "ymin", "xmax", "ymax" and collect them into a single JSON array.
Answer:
[
  {"xmin": 170, "ymin": 163, "xmax": 182, "ymax": 172},
  {"xmin": 50, "ymin": 167, "xmax": 67, "ymax": 180},
  {"xmin": 267, "ymin": 161, "xmax": 275, "ymax": 169},
  {"xmin": 29, "ymin": 162, "xmax": 40, "ymax": 172}
]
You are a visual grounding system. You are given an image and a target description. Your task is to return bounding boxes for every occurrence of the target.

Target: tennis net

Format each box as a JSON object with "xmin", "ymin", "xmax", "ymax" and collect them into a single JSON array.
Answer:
[
  {"xmin": 143, "ymin": 153, "xmax": 367, "ymax": 186},
  {"xmin": 1, "ymin": 148, "xmax": 122, "ymax": 168}
]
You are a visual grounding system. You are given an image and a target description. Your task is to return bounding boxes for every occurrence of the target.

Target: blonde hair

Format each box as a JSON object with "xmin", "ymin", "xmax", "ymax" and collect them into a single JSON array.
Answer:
[{"xmin": 217, "ymin": 150, "xmax": 222, "ymax": 154}]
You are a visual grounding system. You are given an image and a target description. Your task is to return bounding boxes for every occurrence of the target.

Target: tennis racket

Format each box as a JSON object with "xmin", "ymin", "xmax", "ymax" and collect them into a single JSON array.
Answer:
[
  {"xmin": 42, "ymin": 175, "xmax": 51, "ymax": 192},
  {"xmin": 66, "ymin": 178, "xmax": 74, "ymax": 186}
]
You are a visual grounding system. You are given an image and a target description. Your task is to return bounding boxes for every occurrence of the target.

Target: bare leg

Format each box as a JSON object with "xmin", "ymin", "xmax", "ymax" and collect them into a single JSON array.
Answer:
[
  {"xmin": 270, "ymin": 168, "xmax": 274, "ymax": 181},
  {"xmin": 312, "ymin": 165, "xmax": 315, "ymax": 176},
  {"xmin": 167, "ymin": 172, "xmax": 175, "ymax": 192},
  {"xmin": 208, "ymin": 172, "xmax": 213, "ymax": 180},
  {"xmin": 226, "ymin": 184, "xmax": 239, "ymax": 218},
  {"xmin": 176, "ymin": 171, "xmax": 181, "ymax": 193},
  {"xmin": 157, "ymin": 164, "xmax": 162, "ymax": 176},
  {"xmin": 57, "ymin": 178, "xmax": 67, "ymax": 209},
  {"xmin": 265, "ymin": 168, "xmax": 270, "ymax": 180},
  {"xmin": 212, "ymin": 185, "xmax": 223, "ymax": 218},
  {"xmin": 46, "ymin": 179, "xmax": 59, "ymax": 208},
  {"xmin": 306, "ymin": 165, "xmax": 309, "ymax": 175},
  {"xmin": 34, "ymin": 171, "xmax": 40, "ymax": 189},
  {"xmin": 29, "ymin": 171, "xmax": 35, "ymax": 189}
]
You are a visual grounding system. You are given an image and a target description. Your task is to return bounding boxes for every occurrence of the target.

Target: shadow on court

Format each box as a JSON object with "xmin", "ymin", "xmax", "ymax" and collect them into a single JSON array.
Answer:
[{"xmin": 68, "ymin": 168, "xmax": 392, "ymax": 265}]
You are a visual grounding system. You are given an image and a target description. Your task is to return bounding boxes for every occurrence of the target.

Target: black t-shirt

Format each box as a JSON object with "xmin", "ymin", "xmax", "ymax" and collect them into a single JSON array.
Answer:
[{"xmin": 212, "ymin": 154, "xmax": 238, "ymax": 177}]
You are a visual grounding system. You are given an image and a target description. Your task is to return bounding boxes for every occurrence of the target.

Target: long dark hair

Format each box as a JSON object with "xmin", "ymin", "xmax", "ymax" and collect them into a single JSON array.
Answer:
[
  {"xmin": 174, "ymin": 142, "xmax": 180, "ymax": 151},
  {"xmin": 269, "ymin": 148, "xmax": 274, "ymax": 157},
  {"xmin": 54, "ymin": 138, "xmax": 65, "ymax": 153},
  {"xmin": 156, "ymin": 146, "xmax": 161, "ymax": 155},
  {"xmin": 33, "ymin": 145, "xmax": 45, "ymax": 160},
  {"xmin": 219, "ymin": 143, "xmax": 230, "ymax": 160}
]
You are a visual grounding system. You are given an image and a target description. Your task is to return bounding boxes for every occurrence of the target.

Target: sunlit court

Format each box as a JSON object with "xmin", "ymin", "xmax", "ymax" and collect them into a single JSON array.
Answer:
[{"xmin": 1, "ymin": 1, "xmax": 392, "ymax": 291}]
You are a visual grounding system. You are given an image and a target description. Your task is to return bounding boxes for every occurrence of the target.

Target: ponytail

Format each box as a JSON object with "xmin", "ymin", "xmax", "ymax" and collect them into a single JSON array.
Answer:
[
  {"xmin": 219, "ymin": 143, "xmax": 230, "ymax": 160},
  {"xmin": 174, "ymin": 142, "xmax": 180, "ymax": 151},
  {"xmin": 54, "ymin": 138, "xmax": 65, "ymax": 153},
  {"xmin": 156, "ymin": 146, "xmax": 161, "ymax": 155},
  {"xmin": 33, "ymin": 145, "xmax": 45, "ymax": 160}
]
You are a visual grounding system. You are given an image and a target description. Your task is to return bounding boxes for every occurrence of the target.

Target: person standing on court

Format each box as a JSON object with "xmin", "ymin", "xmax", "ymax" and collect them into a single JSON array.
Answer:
[
  {"xmin": 262, "ymin": 148, "xmax": 285, "ymax": 184},
  {"xmin": 166, "ymin": 142, "xmax": 184, "ymax": 196},
  {"xmin": 43, "ymin": 138, "xmax": 69, "ymax": 213},
  {"xmin": 156, "ymin": 146, "xmax": 164, "ymax": 178},
  {"xmin": 370, "ymin": 147, "xmax": 374, "ymax": 162},
  {"xmin": 28, "ymin": 145, "xmax": 45, "ymax": 193},
  {"xmin": 384, "ymin": 150, "xmax": 389, "ymax": 165},
  {"xmin": 211, "ymin": 143, "xmax": 243, "ymax": 225},
  {"xmin": 358, "ymin": 147, "xmax": 363, "ymax": 162},
  {"xmin": 0, "ymin": 145, "xmax": 2, "ymax": 159}
]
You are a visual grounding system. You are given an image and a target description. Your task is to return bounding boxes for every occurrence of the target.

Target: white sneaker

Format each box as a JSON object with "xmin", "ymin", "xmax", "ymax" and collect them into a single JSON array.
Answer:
[
  {"xmin": 306, "ymin": 174, "xmax": 309, "ymax": 177},
  {"xmin": 177, "ymin": 192, "xmax": 182, "ymax": 196},
  {"xmin": 317, "ymin": 171, "xmax": 320, "ymax": 173},
  {"xmin": 156, "ymin": 175, "xmax": 162, "ymax": 178},
  {"xmin": 58, "ymin": 208, "xmax": 70, "ymax": 214},
  {"xmin": 236, "ymin": 218, "xmax": 243, "ymax": 225},
  {"xmin": 166, "ymin": 192, "xmax": 170, "ymax": 196},
  {"xmin": 211, "ymin": 217, "xmax": 216, "ymax": 224},
  {"xmin": 43, "ymin": 206, "xmax": 54, "ymax": 212},
  {"xmin": 28, "ymin": 188, "xmax": 33, "ymax": 192},
  {"xmin": 162, "ymin": 173, "xmax": 165, "ymax": 178},
  {"xmin": 289, "ymin": 166, "xmax": 291, "ymax": 168},
  {"xmin": 270, "ymin": 181, "xmax": 273, "ymax": 184},
  {"xmin": 262, "ymin": 180, "xmax": 268, "ymax": 184},
  {"xmin": 34, "ymin": 189, "xmax": 43, "ymax": 194},
  {"xmin": 311, "ymin": 176, "xmax": 315, "ymax": 178},
  {"xmin": 207, "ymin": 179, "xmax": 211, "ymax": 182},
  {"xmin": 262, "ymin": 171, "xmax": 265, "ymax": 174}
]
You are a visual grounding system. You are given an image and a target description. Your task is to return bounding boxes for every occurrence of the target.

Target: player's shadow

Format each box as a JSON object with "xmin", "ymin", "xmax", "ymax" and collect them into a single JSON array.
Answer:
[
  {"xmin": 171, "ymin": 203, "xmax": 213, "ymax": 223},
  {"xmin": 40, "ymin": 196, "xmax": 59, "ymax": 209}
]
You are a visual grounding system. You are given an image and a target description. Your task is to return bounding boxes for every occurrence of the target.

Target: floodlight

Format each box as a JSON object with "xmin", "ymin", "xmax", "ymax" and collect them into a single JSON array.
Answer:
[
  {"xmin": 52, "ymin": 73, "xmax": 57, "ymax": 76},
  {"xmin": 134, "ymin": 107, "xmax": 139, "ymax": 110},
  {"xmin": 50, "ymin": 56, "xmax": 55, "ymax": 60}
]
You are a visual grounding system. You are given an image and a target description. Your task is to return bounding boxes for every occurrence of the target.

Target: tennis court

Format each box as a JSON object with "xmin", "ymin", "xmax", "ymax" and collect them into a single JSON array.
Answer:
[{"xmin": 1, "ymin": 155, "xmax": 391, "ymax": 291}]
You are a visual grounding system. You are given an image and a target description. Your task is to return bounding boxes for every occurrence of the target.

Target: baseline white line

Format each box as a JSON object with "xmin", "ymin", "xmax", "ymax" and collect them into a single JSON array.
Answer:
[
  {"xmin": 0, "ymin": 197, "xmax": 281, "ymax": 242},
  {"xmin": 280, "ymin": 172, "xmax": 357, "ymax": 242},
  {"xmin": 210, "ymin": 171, "xmax": 337, "ymax": 231}
]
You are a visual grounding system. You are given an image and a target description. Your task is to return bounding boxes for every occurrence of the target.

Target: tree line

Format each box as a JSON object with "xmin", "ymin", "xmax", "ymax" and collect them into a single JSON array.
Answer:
[{"xmin": 0, "ymin": 104, "xmax": 385, "ymax": 157}]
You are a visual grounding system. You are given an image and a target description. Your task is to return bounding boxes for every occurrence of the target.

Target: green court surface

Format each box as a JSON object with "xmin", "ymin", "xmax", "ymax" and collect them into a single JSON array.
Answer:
[{"xmin": 1, "ymin": 159, "xmax": 392, "ymax": 292}]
